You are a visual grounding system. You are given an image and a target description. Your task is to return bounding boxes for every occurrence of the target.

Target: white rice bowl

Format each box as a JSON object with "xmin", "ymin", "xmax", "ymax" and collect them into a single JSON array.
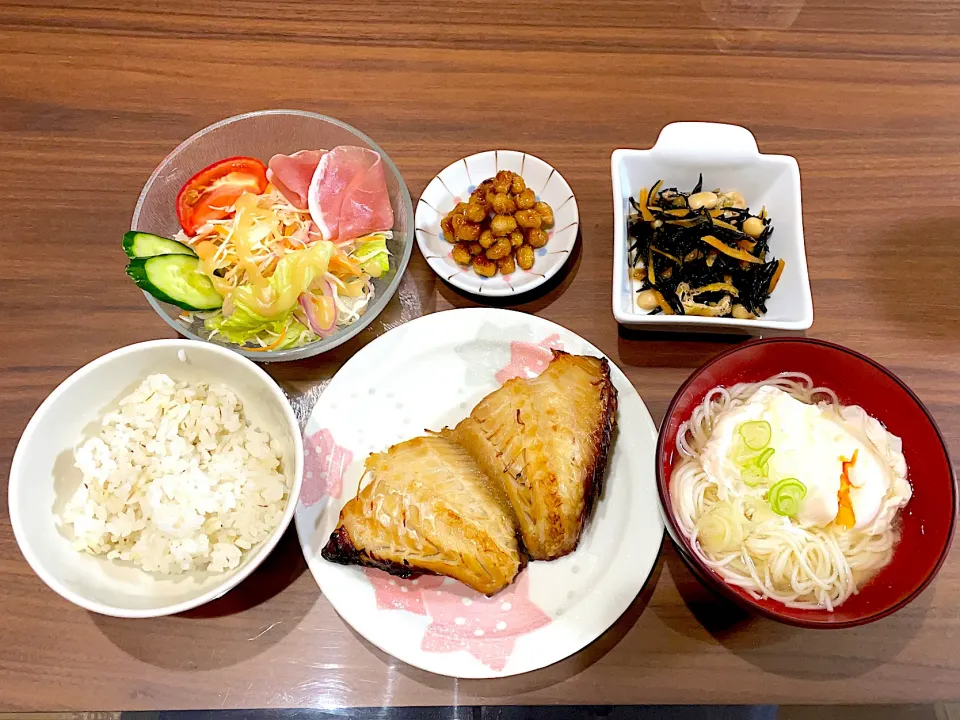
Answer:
[
  {"xmin": 60, "ymin": 374, "xmax": 291, "ymax": 575},
  {"xmin": 8, "ymin": 340, "xmax": 302, "ymax": 618}
]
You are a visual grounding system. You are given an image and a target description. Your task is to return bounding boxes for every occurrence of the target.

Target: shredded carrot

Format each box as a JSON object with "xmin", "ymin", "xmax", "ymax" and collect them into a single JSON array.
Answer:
[
  {"xmin": 665, "ymin": 218, "xmax": 700, "ymax": 227},
  {"xmin": 663, "ymin": 208, "xmax": 690, "ymax": 217},
  {"xmin": 655, "ymin": 290, "xmax": 674, "ymax": 315},
  {"xmin": 329, "ymin": 249, "xmax": 362, "ymax": 276},
  {"xmin": 246, "ymin": 326, "xmax": 288, "ymax": 352},
  {"xmin": 648, "ymin": 247, "xmax": 656, "ymax": 285},
  {"xmin": 769, "ymin": 258, "xmax": 786, "ymax": 292},
  {"xmin": 738, "ymin": 239, "xmax": 757, "ymax": 252},
  {"xmin": 700, "ymin": 235, "xmax": 762, "ymax": 263},
  {"xmin": 260, "ymin": 255, "xmax": 278, "ymax": 277},
  {"xmin": 637, "ymin": 187, "xmax": 655, "ymax": 223}
]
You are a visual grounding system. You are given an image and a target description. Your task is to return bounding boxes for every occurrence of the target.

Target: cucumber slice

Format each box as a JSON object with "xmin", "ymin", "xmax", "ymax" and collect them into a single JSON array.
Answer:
[
  {"xmin": 126, "ymin": 255, "xmax": 222, "ymax": 311},
  {"xmin": 123, "ymin": 231, "xmax": 196, "ymax": 259}
]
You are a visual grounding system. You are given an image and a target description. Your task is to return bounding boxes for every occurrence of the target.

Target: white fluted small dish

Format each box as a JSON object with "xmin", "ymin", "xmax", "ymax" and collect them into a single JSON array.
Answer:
[{"xmin": 416, "ymin": 150, "xmax": 579, "ymax": 298}]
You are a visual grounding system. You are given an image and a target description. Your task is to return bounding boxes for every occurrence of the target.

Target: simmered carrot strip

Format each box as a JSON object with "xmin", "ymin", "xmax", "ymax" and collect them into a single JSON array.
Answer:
[
  {"xmin": 769, "ymin": 258, "xmax": 786, "ymax": 292},
  {"xmin": 700, "ymin": 235, "xmax": 762, "ymax": 263},
  {"xmin": 638, "ymin": 187, "xmax": 655, "ymax": 222},
  {"xmin": 655, "ymin": 289, "xmax": 674, "ymax": 315}
]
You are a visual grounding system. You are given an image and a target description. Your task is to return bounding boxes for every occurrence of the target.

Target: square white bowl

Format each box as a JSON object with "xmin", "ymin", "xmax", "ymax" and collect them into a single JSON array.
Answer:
[{"xmin": 611, "ymin": 122, "xmax": 813, "ymax": 332}]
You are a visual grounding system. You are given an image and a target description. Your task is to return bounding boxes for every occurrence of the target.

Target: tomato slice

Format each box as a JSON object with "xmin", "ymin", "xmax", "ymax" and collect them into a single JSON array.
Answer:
[{"xmin": 176, "ymin": 156, "xmax": 268, "ymax": 235}]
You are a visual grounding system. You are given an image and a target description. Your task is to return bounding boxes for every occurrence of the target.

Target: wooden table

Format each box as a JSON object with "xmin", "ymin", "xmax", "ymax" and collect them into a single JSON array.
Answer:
[{"xmin": 2, "ymin": 0, "xmax": 960, "ymax": 711}]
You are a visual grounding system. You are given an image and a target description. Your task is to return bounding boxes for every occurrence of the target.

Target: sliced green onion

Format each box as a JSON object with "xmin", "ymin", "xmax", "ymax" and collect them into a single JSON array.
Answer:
[
  {"xmin": 768, "ymin": 477, "xmax": 806, "ymax": 516},
  {"xmin": 739, "ymin": 420, "xmax": 772, "ymax": 450},
  {"xmin": 741, "ymin": 467, "xmax": 765, "ymax": 487},
  {"xmin": 733, "ymin": 438, "xmax": 758, "ymax": 465},
  {"xmin": 755, "ymin": 447, "xmax": 775, "ymax": 468}
]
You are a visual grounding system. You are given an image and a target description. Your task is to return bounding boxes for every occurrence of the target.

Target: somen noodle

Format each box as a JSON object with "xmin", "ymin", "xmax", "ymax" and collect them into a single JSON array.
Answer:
[{"xmin": 670, "ymin": 372, "xmax": 911, "ymax": 610}]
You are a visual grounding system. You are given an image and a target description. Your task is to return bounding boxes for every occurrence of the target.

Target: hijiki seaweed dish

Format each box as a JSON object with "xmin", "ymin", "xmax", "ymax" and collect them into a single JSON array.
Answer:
[{"xmin": 627, "ymin": 175, "xmax": 785, "ymax": 319}]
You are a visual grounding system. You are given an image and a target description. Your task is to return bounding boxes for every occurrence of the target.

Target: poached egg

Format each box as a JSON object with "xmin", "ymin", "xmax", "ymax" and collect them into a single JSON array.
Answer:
[{"xmin": 701, "ymin": 386, "xmax": 910, "ymax": 530}]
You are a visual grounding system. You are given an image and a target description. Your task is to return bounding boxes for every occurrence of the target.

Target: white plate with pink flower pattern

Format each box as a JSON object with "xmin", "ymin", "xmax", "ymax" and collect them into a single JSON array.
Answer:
[
  {"xmin": 294, "ymin": 308, "xmax": 662, "ymax": 678},
  {"xmin": 415, "ymin": 151, "xmax": 579, "ymax": 297}
]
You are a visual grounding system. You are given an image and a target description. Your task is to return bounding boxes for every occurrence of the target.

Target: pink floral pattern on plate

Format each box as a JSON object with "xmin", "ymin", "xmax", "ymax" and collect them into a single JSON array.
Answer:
[
  {"xmin": 495, "ymin": 333, "xmax": 564, "ymax": 384},
  {"xmin": 420, "ymin": 573, "xmax": 551, "ymax": 672},
  {"xmin": 362, "ymin": 568, "xmax": 553, "ymax": 671},
  {"xmin": 301, "ymin": 428, "xmax": 353, "ymax": 507},
  {"xmin": 364, "ymin": 569, "xmax": 446, "ymax": 615}
]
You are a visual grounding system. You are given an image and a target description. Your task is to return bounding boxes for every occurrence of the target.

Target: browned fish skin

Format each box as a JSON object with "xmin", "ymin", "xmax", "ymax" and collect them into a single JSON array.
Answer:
[
  {"xmin": 320, "ymin": 436, "xmax": 524, "ymax": 595},
  {"xmin": 322, "ymin": 526, "xmax": 438, "ymax": 580},
  {"xmin": 448, "ymin": 351, "xmax": 617, "ymax": 560},
  {"xmin": 581, "ymin": 354, "xmax": 617, "ymax": 537}
]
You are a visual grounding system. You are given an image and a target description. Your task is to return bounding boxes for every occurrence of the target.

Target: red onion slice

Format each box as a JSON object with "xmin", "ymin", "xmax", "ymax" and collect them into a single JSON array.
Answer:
[{"xmin": 298, "ymin": 292, "xmax": 337, "ymax": 336}]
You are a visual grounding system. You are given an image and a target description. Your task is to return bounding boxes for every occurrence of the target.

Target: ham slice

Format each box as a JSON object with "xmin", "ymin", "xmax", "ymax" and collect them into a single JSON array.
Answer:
[
  {"xmin": 308, "ymin": 146, "xmax": 394, "ymax": 241},
  {"xmin": 267, "ymin": 150, "xmax": 325, "ymax": 209}
]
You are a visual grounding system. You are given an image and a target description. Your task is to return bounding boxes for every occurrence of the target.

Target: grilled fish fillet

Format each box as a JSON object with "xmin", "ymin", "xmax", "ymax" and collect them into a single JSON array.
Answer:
[
  {"xmin": 321, "ymin": 435, "xmax": 524, "ymax": 595},
  {"xmin": 444, "ymin": 351, "xmax": 617, "ymax": 560}
]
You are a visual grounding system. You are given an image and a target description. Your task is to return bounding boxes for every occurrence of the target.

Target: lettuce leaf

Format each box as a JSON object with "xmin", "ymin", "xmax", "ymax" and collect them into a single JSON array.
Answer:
[
  {"xmin": 204, "ymin": 241, "xmax": 334, "ymax": 350},
  {"xmin": 206, "ymin": 302, "xmax": 278, "ymax": 343},
  {"xmin": 205, "ymin": 307, "xmax": 314, "ymax": 349},
  {"xmin": 350, "ymin": 234, "xmax": 390, "ymax": 276},
  {"xmin": 230, "ymin": 240, "xmax": 334, "ymax": 321}
]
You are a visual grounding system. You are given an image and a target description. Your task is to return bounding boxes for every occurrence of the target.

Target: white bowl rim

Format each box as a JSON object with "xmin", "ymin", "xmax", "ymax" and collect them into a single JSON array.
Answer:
[
  {"xmin": 132, "ymin": 109, "xmax": 415, "ymax": 362},
  {"xmin": 610, "ymin": 122, "xmax": 814, "ymax": 331},
  {"xmin": 8, "ymin": 338, "xmax": 304, "ymax": 618},
  {"xmin": 415, "ymin": 148, "xmax": 580, "ymax": 298}
]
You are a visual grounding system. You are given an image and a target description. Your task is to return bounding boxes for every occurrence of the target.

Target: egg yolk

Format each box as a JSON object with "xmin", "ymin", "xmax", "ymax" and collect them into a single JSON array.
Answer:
[{"xmin": 835, "ymin": 449, "xmax": 859, "ymax": 530}]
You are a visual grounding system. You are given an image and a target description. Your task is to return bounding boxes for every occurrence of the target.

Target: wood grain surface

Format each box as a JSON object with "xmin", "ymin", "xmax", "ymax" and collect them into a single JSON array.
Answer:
[{"xmin": 2, "ymin": 0, "xmax": 960, "ymax": 710}]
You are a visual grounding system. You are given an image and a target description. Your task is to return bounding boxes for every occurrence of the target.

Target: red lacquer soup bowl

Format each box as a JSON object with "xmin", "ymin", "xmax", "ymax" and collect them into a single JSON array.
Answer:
[{"xmin": 656, "ymin": 337, "xmax": 957, "ymax": 628}]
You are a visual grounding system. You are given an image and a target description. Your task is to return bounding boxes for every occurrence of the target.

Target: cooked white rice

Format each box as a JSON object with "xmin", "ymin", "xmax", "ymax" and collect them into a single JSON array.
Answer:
[{"xmin": 59, "ymin": 374, "xmax": 290, "ymax": 574}]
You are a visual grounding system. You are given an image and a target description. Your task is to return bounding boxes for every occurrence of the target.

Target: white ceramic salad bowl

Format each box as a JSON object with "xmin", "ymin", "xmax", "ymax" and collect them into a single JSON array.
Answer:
[
  {"xmin": 611, "ymin": 122, "xmax": 813, "ymax": 332},
  {"xmin": 416, "ymin": 150, "xmax": 579, "ymax": 298},
  {"xmin": 8, "ymin": 339, "xmax": 303, "ymax": 618}
]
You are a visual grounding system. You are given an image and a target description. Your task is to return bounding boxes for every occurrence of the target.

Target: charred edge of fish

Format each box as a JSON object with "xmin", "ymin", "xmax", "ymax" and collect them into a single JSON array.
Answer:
[
  {"xmin": 532, "ymin": 350, "xmax": 617, "ymax": 561},
  {"xmin": 583, "ymin": 357, "xmax": 618, "ymax": 526},
  {"xmin": 321, "ymin": 526, "xmax": 437, "ymax": 581},
  {"xmin": 572, "ymin": 356, "xmax": 617, "ymax": 553},
  {"xmin": 514, "ymin": 529, "xmax": 532, "ymax": 569}
]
